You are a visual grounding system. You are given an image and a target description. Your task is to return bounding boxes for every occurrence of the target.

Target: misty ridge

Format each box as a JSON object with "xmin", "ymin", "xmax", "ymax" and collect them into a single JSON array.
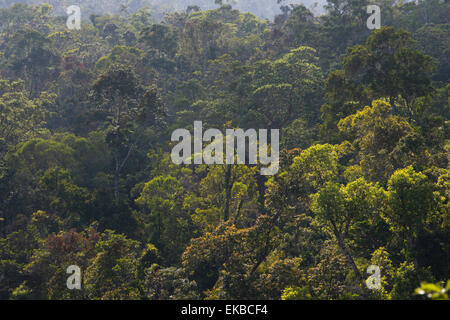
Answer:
[{"xmin": 0, "ymin": 0, "xmax": 327, "ymax": 19}]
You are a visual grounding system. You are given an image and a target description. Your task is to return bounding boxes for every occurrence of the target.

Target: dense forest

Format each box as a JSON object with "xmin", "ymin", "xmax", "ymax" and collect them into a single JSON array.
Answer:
[{"xmin": 0, "ymin": 0, "xmax": 448, "ymax": 300}]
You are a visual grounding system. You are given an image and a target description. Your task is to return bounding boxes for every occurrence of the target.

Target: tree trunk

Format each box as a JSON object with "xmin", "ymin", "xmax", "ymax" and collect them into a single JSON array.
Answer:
[
  {"xmin": 114, "ymin": 150, "xmax": 120, "ymax": 201},
  {"xmin": 389, "ymin": 96, "xmax": 396, "ymax": 114},
  {"xmin": 335, "ymin": 232, "xmax": 364, "ymax": 284},
  {"xmin": 223, "ymin": 165, "xmax": 232, "ymax": 221},
  {"xmin": 257, "ymin": 175, "xmax": 267, "ymax": 214}
]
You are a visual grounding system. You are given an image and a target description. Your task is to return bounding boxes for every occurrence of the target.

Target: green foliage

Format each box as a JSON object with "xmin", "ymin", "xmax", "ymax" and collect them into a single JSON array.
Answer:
[
  {"xmin": 386, "ymin": 166, "xmax": 435, "ymax": 233},
  {"xmin": 415, "ymin": 280, "xmax": 450, "ymax": 300},
  {"xmin": 0, "ymin": 1, "xmax": 448, "ymax": 301}
]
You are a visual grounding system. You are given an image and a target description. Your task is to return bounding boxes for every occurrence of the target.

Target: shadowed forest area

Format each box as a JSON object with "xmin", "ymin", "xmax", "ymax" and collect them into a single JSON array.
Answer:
[{"xmin": 0, "ymin": 0, "xmax": 449, "ymax": 300}]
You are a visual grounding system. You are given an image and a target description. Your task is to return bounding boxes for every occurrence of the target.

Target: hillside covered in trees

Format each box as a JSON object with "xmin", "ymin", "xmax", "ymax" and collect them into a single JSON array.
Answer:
[{"xmin": 0, "ymin": 0, "xmax": 448, "ymax": 300}]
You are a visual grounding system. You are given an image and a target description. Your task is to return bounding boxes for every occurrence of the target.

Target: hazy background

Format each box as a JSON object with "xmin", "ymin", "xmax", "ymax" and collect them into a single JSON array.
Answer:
[{"xmin": 0, "ymin": 0, "xmax": 328, "ymax": 19}]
